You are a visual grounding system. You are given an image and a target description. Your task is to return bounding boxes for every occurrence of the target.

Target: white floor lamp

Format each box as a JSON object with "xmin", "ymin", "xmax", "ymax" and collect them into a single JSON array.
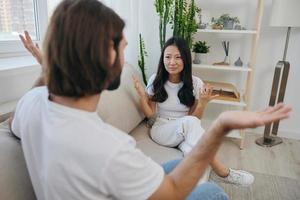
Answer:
[{"xmin": 256, "ymin": 0, "xmax": 300, "ymax": 147}]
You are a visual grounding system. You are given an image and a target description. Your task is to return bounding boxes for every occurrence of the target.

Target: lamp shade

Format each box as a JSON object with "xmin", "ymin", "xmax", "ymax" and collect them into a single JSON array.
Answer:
[{"xmin": 270, "ymin": 0, "xmax": 300, "ymax": 27}]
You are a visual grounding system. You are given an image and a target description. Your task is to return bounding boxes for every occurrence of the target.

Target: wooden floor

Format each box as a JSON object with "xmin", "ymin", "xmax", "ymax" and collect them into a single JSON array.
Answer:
[{"xmin": 210, "ymin": 133, "xmax": 300, "ymax": 200}]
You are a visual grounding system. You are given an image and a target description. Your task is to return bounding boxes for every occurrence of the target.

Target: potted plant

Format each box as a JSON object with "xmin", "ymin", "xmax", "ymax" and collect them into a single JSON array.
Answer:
[
  {"xmin": 213, "ymin": 14, "xmax": 240, "ymax": 30},
  {"xmin": 154, "ymin": 0, "xmax": 173, "ymax": 50},
  {"xmin": 138, "ymin": 34, "xmax": 148, "ymax": 85},
  {"xmin": 172, "ymin": 0, "xmax": 200, "ymax": 48},
  {"xmin": 192, "ymin": 41, "xmax": 210, "ymax": 64},
  {"xmin": 155, "ymin": 0, "xmax": 200, "ymax": 50}
]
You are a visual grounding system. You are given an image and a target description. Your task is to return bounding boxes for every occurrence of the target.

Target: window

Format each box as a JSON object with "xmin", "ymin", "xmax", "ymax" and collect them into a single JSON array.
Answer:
[
  {"xmin": 0, "ymin": 0, "xmax": 37, "ymax": 41},
  {"xmin": 0, "ymin": 0, "xmax": 48, "ymax": 56}
]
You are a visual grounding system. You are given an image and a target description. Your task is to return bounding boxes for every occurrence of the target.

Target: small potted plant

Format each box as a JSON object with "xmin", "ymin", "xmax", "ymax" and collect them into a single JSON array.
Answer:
[
  {"xmin": 192, "ymin": 41, "xmax": 210, "ymax": 64},
  {"xmin": 214, "ymin": 14, "xmax": 240, "ymax": 30}
]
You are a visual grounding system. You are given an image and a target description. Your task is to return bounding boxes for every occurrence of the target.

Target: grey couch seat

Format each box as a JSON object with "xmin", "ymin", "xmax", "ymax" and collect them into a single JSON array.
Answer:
[
  {"xmin": 131, "ymin": 121, "xmax": 183, "ymax": 164},
  {"xmin": 0, "ymin": 120, "xmax": 36, "ymax": 200}
]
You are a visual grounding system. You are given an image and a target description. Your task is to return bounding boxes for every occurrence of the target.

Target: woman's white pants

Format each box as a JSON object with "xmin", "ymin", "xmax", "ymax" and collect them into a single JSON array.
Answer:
[{"xmin": 150, "ymin": 116, "xmax": 205, "ymax": 156}]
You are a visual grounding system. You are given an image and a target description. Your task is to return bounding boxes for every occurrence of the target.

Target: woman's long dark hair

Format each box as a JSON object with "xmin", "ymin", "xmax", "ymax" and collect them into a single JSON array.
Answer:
[{"xmin": 151, "ymin": 37, "xmax": 195, "ymax": 107}]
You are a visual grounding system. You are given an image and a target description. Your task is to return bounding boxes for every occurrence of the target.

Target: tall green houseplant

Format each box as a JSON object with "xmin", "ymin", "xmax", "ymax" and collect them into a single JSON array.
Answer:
[
  {"xmin": 155, "ymin": 0, "xmax": 174, "ymax": 50},
  {"xmin": 173, "ymin": 0, "xmax": 199, "ymax": 48},
  {"xmin": 154, "ymin": 0, "xmax": 199, "ymax": 50},
  {"xmin": 138, "ymin": 34, "xmax": 148, "ymax": 85}
]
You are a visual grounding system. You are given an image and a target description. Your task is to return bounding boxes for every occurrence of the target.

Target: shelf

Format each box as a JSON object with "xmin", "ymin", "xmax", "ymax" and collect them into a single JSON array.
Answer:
[
  {"xmin": 209, "ymin": 98, "xmax": 247, "ymax": 107},
  {"xmin": 196, "ymin": 29, "xmax": 258, "ymax": 34},
  {"xmin": 193, "ymin": 64, "xmax": 251, "ymax": 72},
  {"xmin": 192, "ymin": 0, "xmax": 264, "ymax": 149}
]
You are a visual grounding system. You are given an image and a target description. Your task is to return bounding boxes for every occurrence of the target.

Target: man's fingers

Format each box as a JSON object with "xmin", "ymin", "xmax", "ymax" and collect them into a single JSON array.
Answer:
[
  {"xmin": 272, "ymin": 105, "xmax": 292, "ymax": 116},
  {"xmin": 262, "ymin": 105, "xmax": 291, "ymax": 124},
  {"xmin": 19, "ymin": 34, "xmax": 30, "ymax": 50},
  {"xmin": 263, "ymin": 103, "xmax": 285, "ymax": 114},
  {"xmin": 19, "ymin": 32, "xmax": 36, "ymax": 55},
  {"xmin": 19, "ymin": 34, "xmax": 26, "ymax": 45},
  {"xmin": 25, "ymin": 31, "xmax": 33, "ymax": 44},
  {"xmin": 258, "ymin": 103, "xmax": 285, "ymax": 114}
]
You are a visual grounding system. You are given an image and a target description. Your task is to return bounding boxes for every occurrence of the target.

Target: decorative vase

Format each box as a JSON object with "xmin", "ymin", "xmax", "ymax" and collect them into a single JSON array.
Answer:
[
  {"xmin": 234, "ymin": 57, "xmax": 243, "ymax": 67},
  {"xmin": 234, "ymin": 24, "xmax": 242, "ymax": 30},
  {"xmin": 223, "ymin": 55, "xmax": 230, "ymax": 65}
]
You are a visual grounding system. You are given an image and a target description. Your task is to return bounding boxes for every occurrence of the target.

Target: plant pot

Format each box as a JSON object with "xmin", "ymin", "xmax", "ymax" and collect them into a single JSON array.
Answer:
[
  {"xmin": 223, "ymin": 20, "xmax": 234, "ymax": 30},
  {"xmin": 193, "ymin": 53, "xmax": 208, "ymax": 64}
]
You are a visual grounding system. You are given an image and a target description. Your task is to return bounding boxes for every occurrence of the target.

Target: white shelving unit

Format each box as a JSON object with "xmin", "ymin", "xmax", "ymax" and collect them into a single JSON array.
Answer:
[
  {"xmin": 210, "ymin": 98, "xmax": 247, "ymax": 107},
  {"xmin": 193, "ymin": 63, "xmax": 252, "ymax": 72},
  {"xmin": 196, "ymin": 29, "xmax": 258, "ymax": 35},
  {"xmin": 193, "ymin": 0, "xmax": 265, "ymax": 149}
]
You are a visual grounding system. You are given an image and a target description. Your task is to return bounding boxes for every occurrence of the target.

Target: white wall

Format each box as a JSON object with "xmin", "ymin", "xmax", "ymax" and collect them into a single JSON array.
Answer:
[
  {"xmin": 139, "ymin": 0, "xmax": 300, "ymax": 139},
  {"xmin": 0, "ymin": 57, "xmax": 40, "ymax": 105}
]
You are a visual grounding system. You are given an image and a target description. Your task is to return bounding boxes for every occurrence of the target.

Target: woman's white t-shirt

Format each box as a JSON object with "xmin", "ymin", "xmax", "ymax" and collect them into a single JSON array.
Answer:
[{"xmin": 146, "ymin": 74, "xmax": 203, "ymax": 119}]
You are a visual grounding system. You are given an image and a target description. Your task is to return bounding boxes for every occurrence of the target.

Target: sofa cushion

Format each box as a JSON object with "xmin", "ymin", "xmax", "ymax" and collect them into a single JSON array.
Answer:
[
  {"xmin": 0, "ymin": 120, "xmax": 36, "ymax": 200},
  {"xmin": 97, "ymin": 63, "xmax": 144, "ymax": 133},
  {"xmin": 130, "ymin": 122, "xmax": 183, "ymax": 164}
]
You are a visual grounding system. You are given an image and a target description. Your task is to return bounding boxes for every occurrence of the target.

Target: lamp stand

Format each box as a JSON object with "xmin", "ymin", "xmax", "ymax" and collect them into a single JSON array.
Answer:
[{"xmin": 256, "ymin": 27, "xmax": 291, "ymax": 147}]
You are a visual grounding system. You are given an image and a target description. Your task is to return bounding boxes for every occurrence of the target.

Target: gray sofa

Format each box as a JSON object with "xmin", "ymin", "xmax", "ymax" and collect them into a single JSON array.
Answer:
[{"xmin": 0, "ymin": 63, "xmax": 210, "ymax": 200}]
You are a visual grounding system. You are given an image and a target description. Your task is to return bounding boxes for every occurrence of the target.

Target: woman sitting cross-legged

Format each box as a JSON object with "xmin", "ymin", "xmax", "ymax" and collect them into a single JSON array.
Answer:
[{"xmin": 133, "ymin": 36, "xmax": 254, "ymax": 187}]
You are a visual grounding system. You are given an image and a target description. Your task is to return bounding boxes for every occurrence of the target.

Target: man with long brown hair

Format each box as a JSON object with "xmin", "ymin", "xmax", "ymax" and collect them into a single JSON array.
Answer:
[{"xmin": 10, "ymin": 0, "xmax": 291, "ymax": 199}]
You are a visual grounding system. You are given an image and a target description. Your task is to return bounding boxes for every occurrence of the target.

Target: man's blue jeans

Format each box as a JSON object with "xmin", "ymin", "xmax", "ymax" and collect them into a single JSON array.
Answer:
[{"xmin": 162, "ymin": 159, "xmax": 229, "ymax": 200}]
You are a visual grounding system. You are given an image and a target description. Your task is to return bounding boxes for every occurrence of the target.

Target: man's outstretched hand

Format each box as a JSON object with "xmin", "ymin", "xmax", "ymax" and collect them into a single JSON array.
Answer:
[
  {"xmin": 218, "ymin": 103, "xmax": 291, "ymax": 132},
  {"xmin": 19, "ymin": 31, "xmax": 43, "ymax": 65}
]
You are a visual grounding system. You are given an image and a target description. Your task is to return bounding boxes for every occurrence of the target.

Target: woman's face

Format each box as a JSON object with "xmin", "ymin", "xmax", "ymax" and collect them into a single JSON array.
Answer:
[{"xmin": 163, "ymin": 45, "xmax": 184, "ymax": 76}]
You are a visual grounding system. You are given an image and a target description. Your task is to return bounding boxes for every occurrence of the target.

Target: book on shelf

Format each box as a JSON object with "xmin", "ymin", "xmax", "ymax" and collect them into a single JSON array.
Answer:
[{"xmin": 204, "ymin": 81, "xmax": 240, "ymax": 102}]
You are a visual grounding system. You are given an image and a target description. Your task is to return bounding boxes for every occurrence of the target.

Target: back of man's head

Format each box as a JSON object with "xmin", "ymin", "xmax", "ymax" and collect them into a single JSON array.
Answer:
[{"xmin": 43, "ymin": 0, "xmax": 125, "ymax": 97}]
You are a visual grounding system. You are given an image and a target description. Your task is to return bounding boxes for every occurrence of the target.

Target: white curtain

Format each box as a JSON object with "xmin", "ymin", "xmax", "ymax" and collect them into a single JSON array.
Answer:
[
  {"xmin": 102, "ymin": 0, "xmax": 141, "ymax": 67},
  {"xmin": 47, "ymin": 0, "xmax": 141, "ymax": 67}
]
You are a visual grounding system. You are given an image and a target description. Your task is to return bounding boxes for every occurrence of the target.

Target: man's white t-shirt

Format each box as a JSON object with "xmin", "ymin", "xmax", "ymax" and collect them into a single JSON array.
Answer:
[
  {"xmin": 146, "ymin": 74, "xmax": 204, "ymax": 119},
  {"xmin": 12, "ymin": 87, "xmax": 164, "ymax": 200}
]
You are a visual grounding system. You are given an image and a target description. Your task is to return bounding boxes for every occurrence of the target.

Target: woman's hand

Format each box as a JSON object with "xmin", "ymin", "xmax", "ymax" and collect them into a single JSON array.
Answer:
[
  {"xmin": 199, "ymin": 84, "xmax": 218, "ymax": 105},
  {"xmin": 19, "ymin": 31, "xmax": 43, "ymax": 65},
  {"xmin": 132, "ymin": 75, "xmax": 156, "ymax": 118},
  {"xmin": 132, "ymin": 75, "xmax": 147, "ymax": 98}
]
